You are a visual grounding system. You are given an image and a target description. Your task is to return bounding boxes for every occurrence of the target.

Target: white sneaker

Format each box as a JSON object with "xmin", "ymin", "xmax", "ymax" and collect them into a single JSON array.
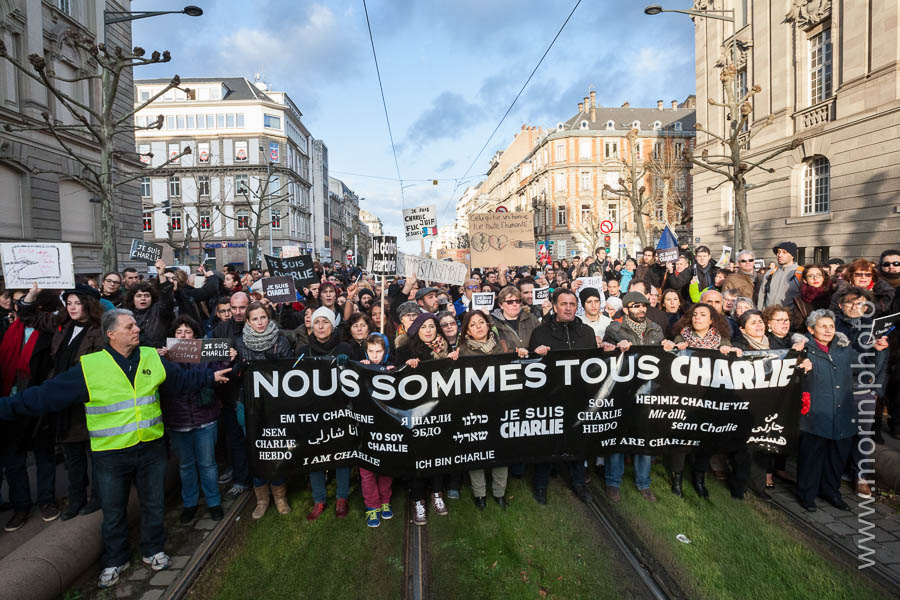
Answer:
[
  {"xmin": 143, "ymin": 551, "xmax": 170, "ymax": 571},
  {"xmin": 431, "ymin": 493, "xmax": 448, "ymax": 515},
  {"xmin": 97, "ymin": 562, "xmax": 129, "ymax": 588},
  {"xmin": 413, "ymin": 500, "xmax": 427, "ymax": 526}
]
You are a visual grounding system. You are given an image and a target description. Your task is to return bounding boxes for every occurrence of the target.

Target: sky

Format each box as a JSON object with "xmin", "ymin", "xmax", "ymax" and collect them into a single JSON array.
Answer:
[{"xmin": 131, "ymin": 0, "xmax": 697, "ymax": 253}]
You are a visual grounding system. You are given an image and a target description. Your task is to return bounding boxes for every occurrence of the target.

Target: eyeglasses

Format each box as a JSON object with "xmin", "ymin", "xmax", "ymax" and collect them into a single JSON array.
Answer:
[
  {"xmin": 626, "ymin": 303, "xmax": 648, "ymax": 309},
  {"xmin": 739, "ymin": 259, "xmax": 754, "ymax": 263},
  {"xmin": 440, "ymin": 321, "xmax": 456, "ymax": 328},
  {"xmin": 882, "ymin": 261, "xmax": 900, "ymax": 268},
  {"xmin": 104, "ymin": 278, "xmax": 121, "ymax": 284},
  {"xmin": 503, "ymin": 299, "xmax": 522, "ymax": 305},
  {"xmin": 770, "ymin": 318, "xmax": 790, "ymax": 323},
  {"xmin": 853, "ymin": 272, "xmax": 873, "ymax": 278},
  {"xmin": 465, "ymin": 285, "xmax": 479, "ymax": 290}
]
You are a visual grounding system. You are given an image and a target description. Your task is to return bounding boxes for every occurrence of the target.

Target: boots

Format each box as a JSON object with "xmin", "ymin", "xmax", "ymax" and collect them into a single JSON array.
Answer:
[
  {"xmin": 271, "ymin": 484, "xmax": 291, "ymax": 515},
  {"xmin": 670, "ymin": 472, "xmax": 683, "ymax": 497},
  {"xmin": 252, "ymin": 485, "xmax": 271, "ymax": 519},
  {"xmin": 692, "ymin": 472, "xmax": 709, "ymax": 498}
]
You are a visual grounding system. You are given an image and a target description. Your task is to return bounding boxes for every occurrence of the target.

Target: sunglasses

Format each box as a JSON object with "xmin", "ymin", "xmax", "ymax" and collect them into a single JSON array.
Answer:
[
  {"xmin": 882, "ymin": 261, "xmax": 900, "ymax": 268},
  {"xmin": 739, "ymin": 259, "xmax": 754, "ymax": 263},
  {"xmin": 853, "ymin": 272, "xmax": 873, "ymax": 278},
  {"xmin": 503, "ymin": 299, "xmax": 522, "ymax": 305}
]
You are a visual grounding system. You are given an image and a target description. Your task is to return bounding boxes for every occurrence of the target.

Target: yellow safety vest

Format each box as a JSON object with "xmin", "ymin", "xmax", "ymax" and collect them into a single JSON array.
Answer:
[{"xmin": 81, "ymin": 347, "xmax": 166, "ymax": 451}]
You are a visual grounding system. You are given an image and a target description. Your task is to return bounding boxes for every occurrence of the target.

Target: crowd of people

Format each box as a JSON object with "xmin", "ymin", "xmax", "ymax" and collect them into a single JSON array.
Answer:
[{"xmin": 0, "ymin": 242, "xmax": 897, "ymax": 589}]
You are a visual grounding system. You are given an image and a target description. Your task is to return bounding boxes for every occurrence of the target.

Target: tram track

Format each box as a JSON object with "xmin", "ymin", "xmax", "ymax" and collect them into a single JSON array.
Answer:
[{"xmin": 403, "ymin": 494, "xmax": 427, "ymax": 600}]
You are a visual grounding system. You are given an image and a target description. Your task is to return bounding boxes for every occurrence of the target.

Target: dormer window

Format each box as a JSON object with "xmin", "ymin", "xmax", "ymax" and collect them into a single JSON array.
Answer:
[
  {"xmin": 653, "ymin": 121, "xmax": 662, "ymax": 130},
  {"xmin": 580, "ymin": 120, "xmax": 589, "ymax": 130},
  {"xmin": 632, "ymin": 121, "xmax": 640, "ymax": 130},
  {"xmin": 606, "ymin": 120, "xmax": 615, "ymax": 130},
  {"xmin": 557, "ymin": 123, "xmax": 565, "ymax": 132},
  {"xmin": 674, "ymin": 121, "xmax": 683, "ymax": 131}
]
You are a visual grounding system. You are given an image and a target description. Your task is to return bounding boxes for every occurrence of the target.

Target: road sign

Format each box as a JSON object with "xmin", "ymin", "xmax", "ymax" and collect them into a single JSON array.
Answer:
[
  {"xmin": 600, "ymin": 220, "xmax": 614, "ymax": 234},
  {"xmin": 495, "ymin": 206, "xmax": 508, "ymax": 213},
  {"xmin": 346, "ymin": 250, "xmax": 353, "ymax": 262}
]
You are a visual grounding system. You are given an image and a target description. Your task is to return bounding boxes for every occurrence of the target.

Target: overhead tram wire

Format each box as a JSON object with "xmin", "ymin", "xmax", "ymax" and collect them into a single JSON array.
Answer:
[
  {"xmin": 362, "ymin": 0, "xmax": 406, "ymax": 206},
  {"xmin": 438, "ymin": 0, "xmax": 583, "ymax": 221},
  {"xmin": 329, "ymin": 170, "xmax": 486, "ymax": 184}
]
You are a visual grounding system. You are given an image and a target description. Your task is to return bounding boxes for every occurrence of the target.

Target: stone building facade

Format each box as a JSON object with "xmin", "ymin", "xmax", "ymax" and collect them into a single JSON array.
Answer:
[
  {"xmin": 691, "ymin": 0, "xmax": 900, "ymax": 262},
  {"xmin": 0, "ymin": 0, "xmax": 142, "ymax": 275}
]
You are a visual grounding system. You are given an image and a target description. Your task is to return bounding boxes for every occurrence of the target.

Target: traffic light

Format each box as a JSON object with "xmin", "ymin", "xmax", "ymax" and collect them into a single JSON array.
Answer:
[
  {"xmin": 162, "ymin": 199, "xmax": 171, "ymax": 217},
  {"xmin": 604, "ymin": 235, "xmax": 611, "ymax": 250}
]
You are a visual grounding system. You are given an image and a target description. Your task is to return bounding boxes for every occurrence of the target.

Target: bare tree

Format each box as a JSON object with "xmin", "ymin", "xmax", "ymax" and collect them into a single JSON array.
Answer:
[
  {"xmin": 575, "ymin": 208, "xmax": 604, "ymax": 255},
  {"xmin": 604, "ymin": 128, "xmax": 651, "ymax": 248},
  {"xmin": 0, "ymin": 30, "xmax": 192, "ymax": 272},
  {"xmin": 646, "ymin": 133, "xmax": 692, "ymax": 236},
  {"xmin": 686, "ymin": 63, "xmax": 803, "ymax": 252},
  {"xmin": 220, "ymin": 171, "xmax": 291, "ymax": 267},
  {"xmin": 163, "ymin": 193, "xmax": 227, "ymax": 265}
]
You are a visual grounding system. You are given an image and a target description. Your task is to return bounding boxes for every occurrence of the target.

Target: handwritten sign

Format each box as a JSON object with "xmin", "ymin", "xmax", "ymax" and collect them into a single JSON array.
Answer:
[
  {"xmin": 264, "ymin": 254, "xmax": 317, "ymax": 288},
  {"xmin": 402, "ymin": 255, "xmax": 468, "ymax": 286},
  {"xmin": 472, "ymin": 292, "xmax": 496, "ymax": 310},
  {"xmin": 437, "ymin": 248, "xmax": 471, "ymax": 265},
  {"xmin": 403, "ymin": 205, "xmax": 437, "ymax": 241},
  {"xmin": 0, "ymin": 242, "xmax": 75, "ymax": 289},
  {"xmin": 130, "ymin": 239, "xmax": 163, "ymax": 264},
  {"xmin": 468, "ymin": 212, "xmax": 535, "ymax": 268},
  {"xmin": 166, "ymin": 338, "xmax": 231, "ymax": 363},
  {"xmin": 372, "ymin": 236, "xmax": 398, "ymax": 275},
  {"xmin": 281, "ymin": 246, "xmax": 301, "ymax": 258},
  {"xmin": 261, "ymin": 276, "xmax": 297, "ymax": 303}
]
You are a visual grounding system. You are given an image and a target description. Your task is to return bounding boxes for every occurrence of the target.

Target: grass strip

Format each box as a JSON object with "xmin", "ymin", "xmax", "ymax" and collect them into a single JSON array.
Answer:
[
  {"xmin": 192, "ymin": 477, "xmax": 406, "ymax": 600},
  {"xmin": 599, "ymin": 463, "xmax": 892, "ymax": 600},
  {"xmin": 427, "ymin": 475, "xmax": 647, "ymax": 599}
]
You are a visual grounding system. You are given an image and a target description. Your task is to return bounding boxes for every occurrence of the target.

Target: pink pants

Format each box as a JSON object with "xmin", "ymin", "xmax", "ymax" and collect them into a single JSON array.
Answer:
[{"xmin": 360, "ymin": 468, "xmax": 392, "ymax": 508}]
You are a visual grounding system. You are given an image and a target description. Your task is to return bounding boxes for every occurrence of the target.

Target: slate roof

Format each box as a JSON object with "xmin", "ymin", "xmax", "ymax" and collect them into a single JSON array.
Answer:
[
  {"xmin": 134, "ymin": 77, "xmax": 274, "ymax": 102},
  {"xmin": 562, "ymin": 105, "xmax": 696, "ymax": 133}
]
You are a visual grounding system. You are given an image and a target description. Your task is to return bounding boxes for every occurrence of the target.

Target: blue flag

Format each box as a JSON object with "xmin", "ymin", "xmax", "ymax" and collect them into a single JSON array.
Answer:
[{"xmin": 656, "ymin": 225, "xmax": 678, "ymax": 250}]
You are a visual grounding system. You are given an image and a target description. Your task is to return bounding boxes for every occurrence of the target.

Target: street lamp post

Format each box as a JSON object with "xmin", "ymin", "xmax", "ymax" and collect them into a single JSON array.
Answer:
[
  {"xmin": 644, "ymin": 4, "xmax": 739, "ymax": 252},
  {"xmin": 105, "ymin": 5, "xmax": 203, "ymax": 25}
]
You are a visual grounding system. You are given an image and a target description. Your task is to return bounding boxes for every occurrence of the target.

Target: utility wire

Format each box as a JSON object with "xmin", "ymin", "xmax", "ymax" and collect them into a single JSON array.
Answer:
[
  {"xmin": 362, "ymin": 0, "xmax": 405, "ymax": 206},
  {"xmin": 439, "ymin": 0, "xmax": 583, "ymax": 221},
  {"xmin": 330, "ymin": 170, "xmax": 486, "ymax": 184}
]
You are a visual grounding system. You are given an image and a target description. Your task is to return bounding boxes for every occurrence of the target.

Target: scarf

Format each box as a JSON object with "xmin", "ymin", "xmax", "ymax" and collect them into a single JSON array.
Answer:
[
  {"xmin": 54, "ymin": 322, "xmax": 88, "ymax": 374},
  {"xmin": 426, "ymin": 335, "xmax": 447, "ymax": 357},
  {"xmin": 242, "ymin": 320, "xmax": 281, "ymax": 352},
  {"xmin": 800, "ymin": 282, "xmax": 830, "ymax": 304},
  {"xmin": 0, "ymin": 320, "xmax": 40, "ymax": 396},
  {"xmin": 623, "ymin": 315, "xmax": 647, "ymax": 338},
  {"xmin": 741, "ymin": 332, "xmax": 770, "ymax": 350},
  {"xmin": 880, "ymin": 271, "xmax": 900, "ymax": 288},
  {"xmin": 308, "ymin": 332, "xmax": 340, "ymax": 356},
  {"xmin": 466, "ymin": 330, "xmax": 498, "ymax": 354},
  {"xmin": 679, "ymin": 326, "xmax": 722, "ymax": 349}
]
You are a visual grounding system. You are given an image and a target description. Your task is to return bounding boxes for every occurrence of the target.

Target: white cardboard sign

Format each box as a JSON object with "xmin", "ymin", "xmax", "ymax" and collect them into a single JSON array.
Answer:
[
  {"xmin": 0, "ymin": 242, "xmax": 75, "ymax": 289},
  {"xmin": 403, "ymin": 204, "xmax": 438, "ymax": 241}
]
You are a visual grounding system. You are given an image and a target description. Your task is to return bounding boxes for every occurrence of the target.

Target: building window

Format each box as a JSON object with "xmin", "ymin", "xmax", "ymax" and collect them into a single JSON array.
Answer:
[
  {"xmin": 56, "ymin": 0, "xmax": 71, "ymax": 14},
  {"xmin": 633, "ymin": 141, "xmax": 642, "ymax": 159},
  {"xmin": 142, "ymin": 211, "xmax": 152, "ymax": 232},
  {"xmin": 168, "ymin": 143, "xmax": 180, "ymax": 163},
  {"xmin": 652, "ymin": 121, "xmax": 661, "ymax": 130},
  {"xmin": 655, "ymin": 199, "xmax": 664, "ymax": 223},
  {"xmin": 235, "ymin": 174, "xmax": 249, "ymax": 196},
  {"xmin": 199, "ymin": 208, "xmax": 211, "ymax": 231},
  {"xmin": 674, "ymin": 121, "xmax": 683, "ymax": 131},
  {"xmin": 176, "ymin": 115, "xmax": 185, "ymax": 129},
  {"xmin": 264, "ymin": 114, "xmax": 281, "ymax": 129},
  {"xmin": 674, "ymin": 142, "xmax": 685, "ymax": 158},
  {"xmin": 604, "ymin": 141, "xmax": 618, "ymax": 159},
  {"xmin": 607, "ymin": 202, "xmax": 618, "ymax": 223},
  {"xmin": 802, "ymin": 157, "xmax": 830, "ymax": 215},
  {"xmin": 580, "ymin": 203, "xmax": 592, "ymax": 223},
  {"xmin": 168, "ymin": 175, "xmax": 180, "ymax": 197},
  {"xmin": 554, "ymin": 172, "xmax": 566, "ymax": 192},
  {"xmin": 226, "ymin": 113, "xmax": 235, "ymax": 128},
  {"xmin": 140, "ymin": 176, "xmax": 151, "ymax": 197},
  {"xmin": 813, "ymin": 246, "xmax": 830, "ymax": 263},
  {"xmin": 207, "ymin": 114, "xmax": 215, "ymax": 129},
  {"xmin": 578, "ymin": 139, "xmax": 591, "ymax": 159},
  {"xmin": 236, "ymin": 209, "xmax": 250, "ymax": 230},
  {"xmin": 140, "ymin": 89, "xmax": 150, "ymax": 102},
  {"xmin": 556, "ymin": 205, "xmax": 567, "ymax": 226},
  {"xmin": 197, "ymin": 175, "xmax": 210, "ymax": 197},
  {"xmin": 606, "ymin": 120, "xmax": 615, "ymax": 130},
  {"xmin": 236, "ymin": 113, "xmax": 245, "ymax": 128},
  {"xmin": 555, "ymin": 143, "xmax": 565, "ymax": 162},
  {"xmin": 197, "ymin": 142, "xmax": 210, "ymax": 163},
  {"xmin": 605, "ymin": 171, "xmax": 620, "ymax": 189},
  {"xmin": 809, "ymin": 29, "xmax": 833, "ymax": 105},
  {"xmin": 580, "ymin": 171, "xmax": 592, "ymax": 192},
  {"xmin": 632, "ymin": 121, "xmax": 640, "ymax": 130},
  {"xmin": 170, "ymin": 209, "xmax": 182, "ymax": 232},
  {"xmin": 270, "ymin": 208, "xmax": 281, "ymax": 230},
  {"xmin": 653, "ymin": 142, "xmax": 662, "ymax": 159},
  {"xmin": 234, "ymin": 141, "xmax": 248, "ymax": 161}
]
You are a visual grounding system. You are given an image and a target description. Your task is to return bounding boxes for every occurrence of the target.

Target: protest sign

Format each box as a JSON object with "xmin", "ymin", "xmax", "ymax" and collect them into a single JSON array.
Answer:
[
  {"xmin": 468, "ymin": 212, "xmax": 535, "ymax": 268},
  {"xmin": 246, "ymin": 348, "xmax": 803, "ymax": 479},
  {"xmin": 0, "ymin": 242, "xmax": 75, "ymax": 288},
  {"xmin": 281, "ymin": 246, "xmax": 301, "ymax": 258},
  {"xmin": 264, "ymin": 254, "xmax": 317, "ymax": 288},
  {"xmin": 372, "ymin": 236, "xmax": 398, "ymax": 275},
  {"xmin": 871, "ymin": 311, "xmax": 900, "ymax": 339},
  {"xmin": 532, "ymin": 286, "xmax": 550, "ymax": 304},
  {"xmin": 401, "ymin": 255, "xmax": 468, "ymax": 286},
  {"xmin": 437, "ymin": 248, "xmax": 471, "ymax": 265},
  {"xmin": 129, "ymin": 239, "xmax": 163, "ymax": 264},
  {"xmin": 166, "ymin": 338, "xmax": 231, "ymax": 363},
  {"xmin": 472, "ymin": 292, "xmax": 495, "ymax": 310},
  {"xmin": 754, "ymin": 259, "xmax": 766, "ymax": 271},
  {"xmin": 261, "ymin": 276, "xmax": 297, "ymax": 303},
  {"xmin": 403, "ymin": 205, "xmax": 438, "ymax": 241},
  {"xmin": 657, "ymin": 247, "xmax": 679, "ymax": 263},
  {"xmin": 656, "ymin": 224, "xmax": 679, "ymax": 263},
  {"xmin": 718, "ymin": 246, "xmax": 733, "ymax": 266}
]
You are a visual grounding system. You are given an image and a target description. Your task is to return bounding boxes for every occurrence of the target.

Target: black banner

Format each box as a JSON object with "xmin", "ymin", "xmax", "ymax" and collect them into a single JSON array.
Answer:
[
  {"xmin": 166, "ymin": 338, "xmax": 231, "ymax": 363},
  {"xmin": 372, "ymin": 235, "xmax": 397, "ymax": 275},
  {"xmin": 245, "ymin": 348, "xmax": 802, "ymax": 480},
  {"xmin": 264, "ymin": 254, "xmax": 317, "ymax": 287}
]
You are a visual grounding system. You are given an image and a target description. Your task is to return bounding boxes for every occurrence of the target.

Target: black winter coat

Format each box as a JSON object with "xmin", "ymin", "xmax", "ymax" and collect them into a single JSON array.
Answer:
[{"xmin": 527, "ymin": 314, "xmax": 597, "ymax": 351}]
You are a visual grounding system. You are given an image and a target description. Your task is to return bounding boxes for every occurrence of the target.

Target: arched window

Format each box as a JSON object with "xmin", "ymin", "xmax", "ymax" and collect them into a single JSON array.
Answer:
[
  {"xmin": 673, "ymin": 121, "xmax": 682, "ymax": 131},
  {"xmin": 606, "ymin": 120, "xmax": 615, "ymax": 130},
  {"xmin": 580, "ymin": 120, "xmax": 589, "ymax": 130},
  {"xmin": 652, "ymin": 120, "xmax": 662, "ymax": 130},
  {"xmin": 557, "ymin": 122, "xmax": 564, "ymax": 131},
  {"xmin": 802, "ymin": 157, "xmax": 830, "ymax": 215},
  {"xmin": 632, "ymin": 121, "xmax": 640, "ymax": 130}
]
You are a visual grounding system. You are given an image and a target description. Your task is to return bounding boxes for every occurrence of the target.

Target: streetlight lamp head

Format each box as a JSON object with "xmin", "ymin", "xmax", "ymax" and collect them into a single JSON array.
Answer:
[
  {"xmin": 182, "ymin": 6, "xmax": 203, "ymax": 17},
  {"xmin": 644, "ymin": 5, "xmax": 664, "ymax": 15}
]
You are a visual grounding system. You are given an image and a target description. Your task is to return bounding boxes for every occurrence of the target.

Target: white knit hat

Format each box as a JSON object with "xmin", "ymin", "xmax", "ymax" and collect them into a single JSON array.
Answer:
[{"xmin": 311, "ymin": 306, "xmax": 336, "ymax": 328}]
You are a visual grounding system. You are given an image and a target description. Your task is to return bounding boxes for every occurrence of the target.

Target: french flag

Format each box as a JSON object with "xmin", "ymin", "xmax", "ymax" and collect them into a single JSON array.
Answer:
[{"xmin": 422, "ymin": 226, "xmax": 437, "ymax": 237}]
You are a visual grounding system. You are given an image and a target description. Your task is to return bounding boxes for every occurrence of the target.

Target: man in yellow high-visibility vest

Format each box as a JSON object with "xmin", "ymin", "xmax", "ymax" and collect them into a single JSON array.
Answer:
[{"xmin": 0, "ymin": 308, "xmax": 232, "ymax": 589}]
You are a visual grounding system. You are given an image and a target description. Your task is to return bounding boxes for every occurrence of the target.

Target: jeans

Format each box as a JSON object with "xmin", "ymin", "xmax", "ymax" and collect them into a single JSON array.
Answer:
[
  {"xmin": 605, "ymin": 454, "xmax": 652, "ymax": 490},
  {"xmin": 310, "ymin": 468, "xmax": 350, "ymax": 503},
  {"xmin": 221, "ymin": 402, "xmax": 250, "ymax": 487},
  {"xmin": 168, "ymin": 423, "xmax": 221, "ymax": 508},
  {"xmin": 533, "ymin": 460, "xmax": 586, "ymax": 491},
  {"xmin": 0, "ymin": 451, "xmax": 30, "ymax": 511},
  {"xmin": 61, "ymin": 441, "xmax": 100, "ymax": 506},
  {"xmin": 93, "ymin": 439, "xmax": 167, "ymax": 568},
  {"xmin": 360, "ymin": 468, "xmax": 392, "ymax": 507}
]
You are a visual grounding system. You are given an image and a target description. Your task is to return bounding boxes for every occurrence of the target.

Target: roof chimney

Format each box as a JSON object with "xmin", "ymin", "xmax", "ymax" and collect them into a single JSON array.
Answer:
[
  {"xmin": 621, "ymin": 101, "xmax": 630, "ymax": 108},
  {"xmin": 584, "ymin": 97, "xmax": 590, "ymax": 114},
  {"xmin": 671, "ymin": 100, "xmax": 678, "ymax": 110},
  {"xmin": 591, "ymin": 105, "xmax": 596, "ymax": 122},
  {"xmin": 578, "ymin": 102, "xmax": 584, "ymax": 112},
  {"xmin": 590, "ymin": 91, "xmax": 596, "ymax": 108},
  {"xmin": 657, "ymin": 100, "xmax": 664, "ymax": 111}
]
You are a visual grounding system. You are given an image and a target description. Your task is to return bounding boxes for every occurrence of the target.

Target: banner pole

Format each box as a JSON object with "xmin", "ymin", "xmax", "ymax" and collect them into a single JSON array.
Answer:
[{"xmin": 380, "ymin": 272, "xmax": 386, "ymax": 333}]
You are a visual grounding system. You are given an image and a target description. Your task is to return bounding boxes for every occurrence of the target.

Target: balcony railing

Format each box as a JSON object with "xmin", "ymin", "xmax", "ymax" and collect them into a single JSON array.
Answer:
[{"xmin": 793, "ymin": 98, "xmax": 836, "ymax": 131}]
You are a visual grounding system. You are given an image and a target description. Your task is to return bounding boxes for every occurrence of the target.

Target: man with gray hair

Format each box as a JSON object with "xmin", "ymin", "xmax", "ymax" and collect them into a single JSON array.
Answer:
[
  {"xmin": 0, "ymin": 309, "xmax": 232, "ymax": 589},
  {"xmin": 723, "ymin": 250, "xmax": 759, "ymax": 299}
]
